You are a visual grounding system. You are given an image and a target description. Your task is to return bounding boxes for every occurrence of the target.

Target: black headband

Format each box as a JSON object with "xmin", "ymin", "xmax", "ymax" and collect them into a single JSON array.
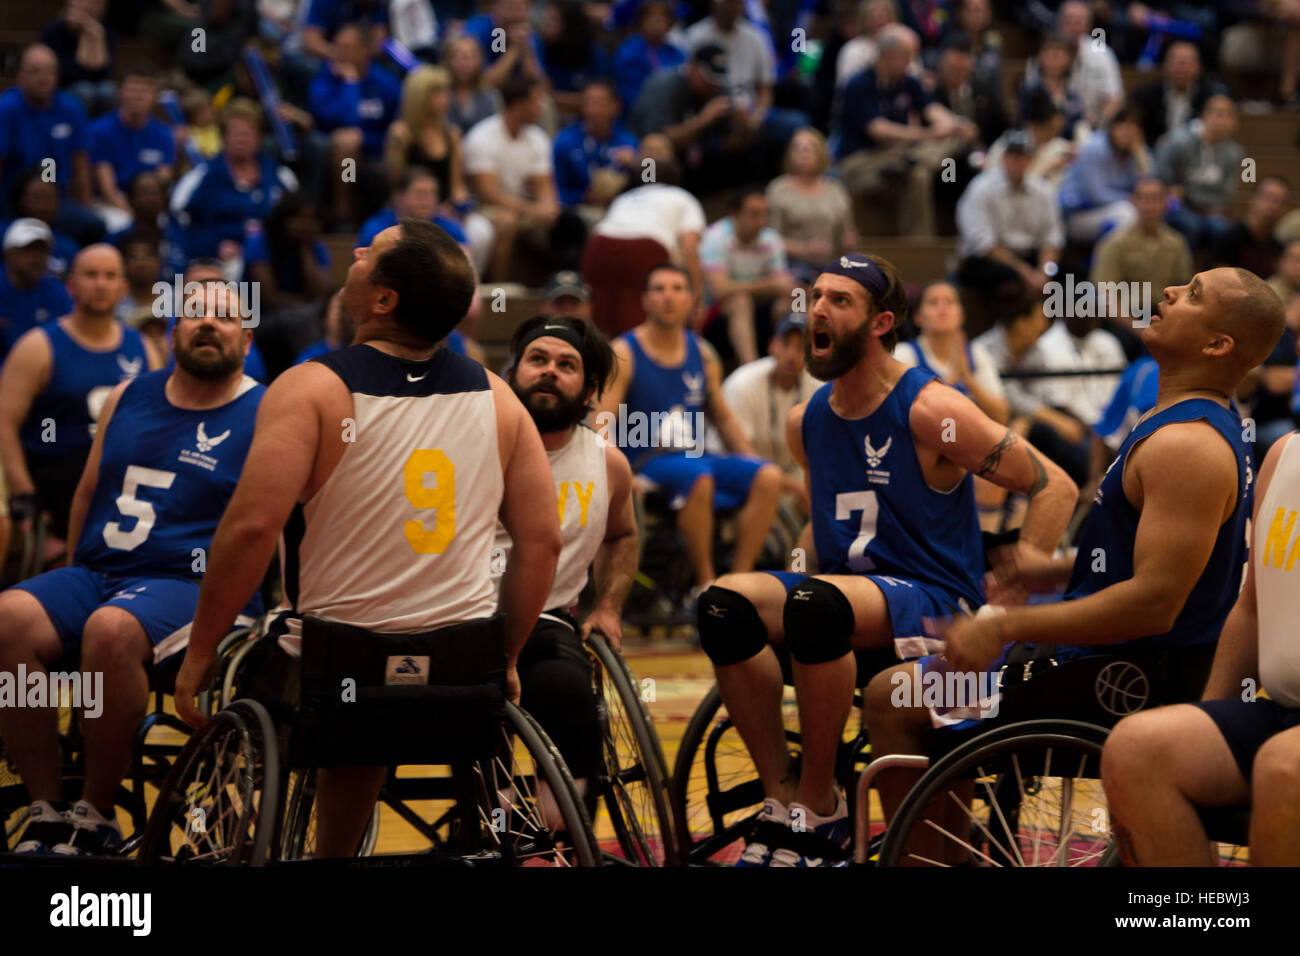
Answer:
[
  {"xmin": 515, "ymin": 319, "xmax": 585, "ymax": 361},
  {"xmin": 821, "ymin": 254, "xmax": 890, "ymax": 301}
]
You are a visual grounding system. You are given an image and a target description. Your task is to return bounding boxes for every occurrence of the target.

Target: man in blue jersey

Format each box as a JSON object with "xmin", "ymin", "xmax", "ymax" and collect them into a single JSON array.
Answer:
[
  {"xmin": 0, "ymin": 245, "xmax": 153, "ymax": 548},
  {"xmin": 0, "ymin": 280, "xmax": 265, "ymax": 855},
  {"xmin": 593, "ymin": 262, "xmax": 785, "ymax": 601},
  {"xmin": 697, "ymin": 253, "xmax": 1078, "ymax": 866},
  {"xmin": 868, "ymin": 267, "xmax": 1285, "ymax": 862},
  {"xmin": 0, "ymin": 218, "xmax": 73, "ymax": 359}
]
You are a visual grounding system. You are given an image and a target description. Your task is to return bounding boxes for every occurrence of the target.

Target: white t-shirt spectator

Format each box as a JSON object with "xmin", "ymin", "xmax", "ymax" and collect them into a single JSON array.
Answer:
[
  {"xmin": 685, "ymin": 16, "xmax": 774, "ymax": 106},
  {"xmin": 718, "ymin": 356, "xmax": 820, "ymax": 474},
  {"xmin": 1070, "ymin": 37, "xmax": 1123, "ymax": 127},
  {"xmin": 593, "ymin": 184, "xmax": 707, "ymax": 260},
  {"xmin": 700, "ymin": 217, "xmax": 787, "ymax": 289},
  {"xmin": 462, "ymin": 114, "xmax": 552, "ymax": 200},
  {"xmin": 894, "ymin": 338, "xmax": 1006, "ymax": 403},
  {"xmin": 956, "ymin": 166, "xmax": 1064, "ymax": 260}
]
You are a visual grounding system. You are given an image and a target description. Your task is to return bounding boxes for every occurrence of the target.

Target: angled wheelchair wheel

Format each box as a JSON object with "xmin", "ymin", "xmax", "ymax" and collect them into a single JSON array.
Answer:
[
  {"xmin": 279, "ymin": 768, "xmax": 380, "ymax": 860},
  {"xmin": 468, "ymin": 702, "xmax": 600, "ymax": 867},
  {"xmin": 587, "ymin": 634, "xmax": 678, "ymax": 866},
  {"xmin": 138, "ymin": 699, "xmax": 281, "ymax": 866},
  {"xmin": 879, "ymin": 719, "xmax": 1113, "ymax": 867}
]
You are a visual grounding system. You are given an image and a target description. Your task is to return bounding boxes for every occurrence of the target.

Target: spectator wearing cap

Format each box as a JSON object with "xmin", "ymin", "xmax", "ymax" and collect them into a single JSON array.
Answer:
[
  {"xmin": 1156, "ymin": 95, "xmax": 1242, "ymax": 253},
  {"xmin": 540, "ymin": 271, "xmax": 592, "ymax": 320},
  {"xmin": 1090, "ymin": 177, "xmax": 1193, "ymax": 357},
  {"xmin": 0, "ymin": 220, "xmax": 73, "ymax": 359},
  {"xmin": 834, "ymin": 25, "xmax": 977, "ymax": 237},
  {"xmin": 88, "ymin": 69, "xmax": 174, "ymax": 237},
  {"xmin": 581, "ymin": 137, "xmax": 707, "ymax": 336},
  {"xmin": 1058, "ymin": 106, "xmax": 1150, "ymax": 244},
  {"xmin": 764, "ymin": 128, "xmax": 856, "ymax": 271},
  {"xmin": 0, "ymin": 44, "xmax": 102, "ymax": 247},
  {"xmin": 552, "ymin": 81, "xmax": 639, "ymax": 228},
  {"xmin": 955, "ymin": 129, "xmax": 1063, "ymax": 306},
  {"xmin": 612, "ymin": 0, "xmax": 685, "ymax": 113},
  {"xmin": 982, "ymin": 88, "xmax": 1074, "ymax": 190},
  {"xmin": 699, "ymin": 189, "xmax": 795, "ymax": 367}
]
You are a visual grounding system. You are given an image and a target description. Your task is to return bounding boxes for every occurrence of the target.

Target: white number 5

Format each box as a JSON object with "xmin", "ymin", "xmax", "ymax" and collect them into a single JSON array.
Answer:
[
  {"xmin": 835, "ymin": 490, "xmax": 878, "ymax": 571},
  {"xmin": 102, "ymin": 465, "xmax": 176, "ymax": 551}
]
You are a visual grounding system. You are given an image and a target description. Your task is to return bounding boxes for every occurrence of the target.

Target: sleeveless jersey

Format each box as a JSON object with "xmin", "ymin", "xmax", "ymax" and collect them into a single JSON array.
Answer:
[
  {"xmin": 1255, "ymin": 434, "xmax": 1300, "ymax": 707},
  {"xmin": 74, "ymin": 370, "xmax": 265, "ymax": 581},
  {"xmin": 1064, "ymin": 398, "xmax": 1252, "ymax": 652},
  {"xmin": 282, "ymin": 344, "xmax": 503, "ymax": 631},
  {"xmin": 494, "ymin": 424, "xmax": 609, "ymax": 612},
  {"xmin": 22, "ymin": 321, "xmax": 147, "ymax": 457},
  {"xmin": 905, "ymin": 337, "xmax": 975, "ymax": 398},
  {"xmin": 617, "ymin": 329, "xmax": 707, "ymax": 467},
  {"xmin": 803, "ymin": 367, "xmax": 984, "ymax": 607}
]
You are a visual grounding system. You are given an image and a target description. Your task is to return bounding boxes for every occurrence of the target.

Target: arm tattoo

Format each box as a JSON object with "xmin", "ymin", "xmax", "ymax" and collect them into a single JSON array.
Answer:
[{"xmin": 976, "ymin": 428, "xmax": 1050, "ymax": 498}]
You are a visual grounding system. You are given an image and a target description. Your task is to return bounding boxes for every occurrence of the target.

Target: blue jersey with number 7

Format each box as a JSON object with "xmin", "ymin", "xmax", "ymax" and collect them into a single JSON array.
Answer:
[
  {"xmin": 74, "ymin": 370, "xmax": 265, "ymax": 590},
  {"xmin": 802, "ymin": 367, "xmax": 984, "ymax": 607}
]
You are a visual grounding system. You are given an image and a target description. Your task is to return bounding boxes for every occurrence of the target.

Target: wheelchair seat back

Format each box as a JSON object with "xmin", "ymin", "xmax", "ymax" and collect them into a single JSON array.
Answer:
[{"xmin": 293, "ymin": 614, "xmax": 508, "ymax": 769}]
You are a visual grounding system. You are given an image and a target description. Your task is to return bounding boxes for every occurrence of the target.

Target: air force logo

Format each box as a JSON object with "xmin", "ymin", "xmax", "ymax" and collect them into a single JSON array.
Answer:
[
  {"xmin": 865, "ymin": 436, "xmax": 892, "ymax": 468},
  {"xmin": 682, "ymin": 371, "xmax": 705, "ymax": 394},
  {"xmin": 117, "ymin": 355, "xmax": 142, "ymax": 377},
  {"xmin": 196, "ymin": 422, "xmax": 231, "ymax": 453}
]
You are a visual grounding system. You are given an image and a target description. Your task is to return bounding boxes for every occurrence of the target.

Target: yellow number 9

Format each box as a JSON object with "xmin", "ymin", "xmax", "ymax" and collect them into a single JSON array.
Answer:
[{"xmin": 403, "ymin": 449, "xmax": 455, "ymax": 554}]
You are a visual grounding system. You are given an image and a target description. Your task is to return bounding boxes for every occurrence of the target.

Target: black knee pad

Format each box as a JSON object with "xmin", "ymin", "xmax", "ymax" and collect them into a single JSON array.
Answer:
[
  {"xmin": 784, "ymin": 578, "xmax": 856, "ymax": 665},
  {"xmin": 697, "ymin": 586, "xmax": 768, "ymax": 666}
]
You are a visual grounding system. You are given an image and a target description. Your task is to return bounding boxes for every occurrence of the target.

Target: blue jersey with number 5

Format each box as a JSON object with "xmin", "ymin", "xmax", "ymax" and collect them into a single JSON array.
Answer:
[
  {"xmin": 803, "ymin": 367, "xmax": 984, "ymax": 607},
  {"xmin": 75, "ymin": 370, "xmax": 265, "ymax": 583}
]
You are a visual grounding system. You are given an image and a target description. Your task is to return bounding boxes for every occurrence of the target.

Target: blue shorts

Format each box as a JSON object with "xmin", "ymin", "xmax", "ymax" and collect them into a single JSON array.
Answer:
[
  {"xmin": 638, "ymin": 452, "xmax": 767, "ymax": 510},
  {"xmin": 1193, "ymin": 696, "xmax": 1300, "ymax": 780},
  {"xmin": 764, "ymin": 570, "xmax": 973, "ymax": 661},
  {"xmin": 14, "ymin": 565, "xmax": 202, "ymax": 665}
]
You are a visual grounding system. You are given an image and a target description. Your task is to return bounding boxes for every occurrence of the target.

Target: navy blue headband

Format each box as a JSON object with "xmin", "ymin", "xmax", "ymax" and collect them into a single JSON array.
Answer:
[
  {"xmin": 515, "ymin": 319, "xmax": 585, "ymax": 359},
  {"xmin": 821, "ymin": 254, "xmax": 889, "ymax": 301}
]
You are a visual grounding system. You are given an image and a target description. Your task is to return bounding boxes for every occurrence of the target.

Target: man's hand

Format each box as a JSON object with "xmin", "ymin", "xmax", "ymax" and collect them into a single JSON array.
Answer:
[
  {"xmin": 332, "ymin": 59, "xmax": 360, "ymax": 83},
  {"xmin": 505, "ymin": 664, "xmax": 521, "ymax": 704},
  {"xmin": 934, "ymin": 612, "xmax": 1006, "ymax": 673},
  {"xmin": 581, "ymin": 607, "xmax": 623, "ymax": 653},
  {"xmin": 699, "ymin": 96, "xmax": 733, "ymax": 126},
  {"xmin": 174, "ymin": 648, "xmax": 218, "ymax": 728},
  {"xmin": 986, "ymin": 541, "xmax": 1069, "ymax": 605}
]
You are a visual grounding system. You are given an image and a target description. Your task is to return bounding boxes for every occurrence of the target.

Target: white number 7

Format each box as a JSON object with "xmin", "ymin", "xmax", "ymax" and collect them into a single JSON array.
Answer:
[
  {"xmin": 835, "ymin": 490, "xmax": 878, "ymax": 571},
  {"xmin": 102, "ymin": 465, "xmax": 177, "ymax": 551}
]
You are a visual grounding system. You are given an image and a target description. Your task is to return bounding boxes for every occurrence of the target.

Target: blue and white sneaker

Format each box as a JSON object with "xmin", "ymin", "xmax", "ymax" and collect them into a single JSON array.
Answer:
[
  {"xmin": 735, "ymin": 799, "xmax": 788, "ymax": 867},
  {"xmin": 770, "ymin": 795, "xmax": 851, "ymax": 867},
  {"xmin": 14, "ymin": 801, "xmax": 73, "ymax": 854},
  {"xmin": 51, "ymin": 800, "xmax": 123, "ymax": 857}
]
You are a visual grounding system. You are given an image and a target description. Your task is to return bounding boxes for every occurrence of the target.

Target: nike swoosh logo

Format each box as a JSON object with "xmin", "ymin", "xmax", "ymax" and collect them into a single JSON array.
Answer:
[{"xmin": 407, "ymin": 372, "xmax": 428, "ymax": 382}]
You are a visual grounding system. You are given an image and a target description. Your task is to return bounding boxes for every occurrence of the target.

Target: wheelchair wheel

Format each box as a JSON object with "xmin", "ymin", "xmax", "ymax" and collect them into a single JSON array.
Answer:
[
  {"xmin": 138, "ymin": 699, "xmax": 281, "ymax": 866},
  {"xmin": 879, "ymin": 719, "xmax": 1112, "ymax": 867},
  {"xmin": 587, "ymin": 634, "xmax": 678, "ymax": 866},
  {"xmin": 280, "ymin": 768, "xmax": 380, "ymax": 860},
  {"xmin": 469, "ymin": 702, "xmax": 600, "ymax": 867}
]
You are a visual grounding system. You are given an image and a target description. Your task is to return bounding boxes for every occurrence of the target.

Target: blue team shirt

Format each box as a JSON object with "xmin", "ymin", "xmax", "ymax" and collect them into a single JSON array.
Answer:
[
  {"xmin": 618, "ymin": 330, "xmax": 708, "ymax": 468},
  {"xmin": 802, "ymin": 368, "xmax": 984, "ymax": 606},
  {"xmin": 1063, "ymin": 399, "xmax": 1252, "ymax": 653},
  {"xmin": 74, "ymin": 370, "xmax": 265, "ymax": 581},
  {"xmin": 0, "ymin": 88, "xmax": 88, "ymax": 202},
  {"xmin": 307, "ymin": 63, "xmax": 402, "ymax": 158},
  {"xmin": 1094, "ymin": 356, "xmax": 1158, "ymax": 445},
  {"xmin": 612, "ymin": 34, "xmax": 685, "ymax": 111},
  {"xmin": 836, "ymin": 68, "xmax": 932, "ymax": 158},
  {"xmin": 357, "ymin": 206, "xmax": 468, "ymax": 247},
  {"xmin": 168, "ymin": 154, "xmax": 297, "ymax": 261},
  {"xmin": 88, "ymin": 112, "xmax": 175, "ymax": 193},
  {"xmin": 21, "ymin": 321, "xmax": 147, "ymax": 458},
  {"xmin": 552, "ymin": 121, "xmax": 638, "ymax": 207},
  {"xmin": 240, "ymin": 232, "xmax": 330, "ymax": 294},
  {"xmin": 305, "ymin": 0, "xmax": 389, "ymax": 36},
  {"xmin": 0, "ymin": 271, "xmax": 72, "ymax": 358},
  {"xmin": 463, "ymin": 13, "xmax": 544, "ymax": 66}
]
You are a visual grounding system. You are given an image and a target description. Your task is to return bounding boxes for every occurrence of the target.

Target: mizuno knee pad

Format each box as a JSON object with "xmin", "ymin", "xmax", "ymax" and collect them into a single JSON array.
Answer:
[
  {"xmin": 697, "ymin": 586, "xmax": 769, "ymax": 666},
  {"xmin": 784, "ymin": 578, "xmax": 856, "ymax": 665}
]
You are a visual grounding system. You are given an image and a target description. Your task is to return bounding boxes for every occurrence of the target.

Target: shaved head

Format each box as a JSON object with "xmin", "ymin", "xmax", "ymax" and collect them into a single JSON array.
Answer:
[{"xmin": 1216, "ymin": 268, "xmax": 1287, "ymax": 370}]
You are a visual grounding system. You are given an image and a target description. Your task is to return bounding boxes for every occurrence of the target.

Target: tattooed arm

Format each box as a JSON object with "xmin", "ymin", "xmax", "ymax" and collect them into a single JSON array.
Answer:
[{"xmin": 910, "ymin": 380, "xmax": 1077, "ymax": 557}]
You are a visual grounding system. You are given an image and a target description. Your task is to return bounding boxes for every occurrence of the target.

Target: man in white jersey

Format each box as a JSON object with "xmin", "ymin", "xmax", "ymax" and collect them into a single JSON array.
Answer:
[
  {"xmin": 173, "ymin": 219, "xmax": 562, "ymax": 858},
  {"xmin": 1103, "ymin": 426, "xmax": 1300, "ymax": 865},
  {"xmin": 499, "ymin": 313, "xmax": 638, "ymax": 793}
]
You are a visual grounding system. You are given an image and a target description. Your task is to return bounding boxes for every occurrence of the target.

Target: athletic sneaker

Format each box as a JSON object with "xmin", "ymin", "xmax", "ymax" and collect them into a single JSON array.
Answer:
[
  {"xmin": 769, "ymin": 794, "xmax": 851, "ymax": 867},
  {"xmin": 51, "ymin": 800, "xmax": 123, "ymax": 857},
  {"xmin": 735, "ymin": 798, "xmax": 788, "ymax": 867},
  {"xmin": 14, "ymin": 801, "xmax": 73, "ymax": 854}
]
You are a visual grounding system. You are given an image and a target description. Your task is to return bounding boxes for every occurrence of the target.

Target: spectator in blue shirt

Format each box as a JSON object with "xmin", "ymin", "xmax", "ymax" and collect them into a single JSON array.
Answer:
[
  {"xmin": 242, "ymin": 194, "xmax": 332, "ymax": 310},
  {"xmin": 88, "ymin": 69, "xmax": 175, "ymax": 237},
  {"xmin": 0, "ymin": 219, "xmax": 73, "ymax": 359},
  {"xmin": 358, "ymin": 166, "xmax": 470, "ymax": 249},
  {"xmin": 6, "ymin": 170, "xmax": 83, "ymax": 278},
  {"xmin": 0, "ymin": 45, "xmax": 103, "ymax": 247},
  {"xmin": 553, "ymin": 81, "xmax": 638, "ymax": 216},
  {"xmin": 308, "ymin": 22, "xmax": 401, "ymax": 231},
  {"xmin": 1058, "ymin": 105, "xmax": 1150, "ymax": 244},
  {"xmin": 40, "ymin": 0, "xmax": 116, "ymax": 117},
  {"xmin": 612, "ymin": 0, "xmax": 685, "ymax": 113},
  {"xmin": 536, "ymin": 0, "xmax": 611, "ymax": 117},
  {"xmin": 302, "ymin": 0, "xmax": 390, "ymax": 60},
  {"xmin": 465, "ymin": 0, "xmax": 548, "ymax": 91},
  {"xmin": 167, "ymin": 99, "xmax": 299, "ymax": 268}
]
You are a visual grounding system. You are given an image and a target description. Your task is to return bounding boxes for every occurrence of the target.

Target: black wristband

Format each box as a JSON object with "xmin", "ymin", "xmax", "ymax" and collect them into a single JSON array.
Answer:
[{"xmin": 8, "ymin": 493, "xmax": 37, "ymax": 522}]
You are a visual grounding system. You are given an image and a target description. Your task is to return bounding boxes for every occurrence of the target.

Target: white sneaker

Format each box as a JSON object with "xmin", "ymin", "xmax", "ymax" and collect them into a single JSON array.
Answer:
[{"xmin": 736, "ymin": 798, "xmax": 787, "ymax": 867}]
